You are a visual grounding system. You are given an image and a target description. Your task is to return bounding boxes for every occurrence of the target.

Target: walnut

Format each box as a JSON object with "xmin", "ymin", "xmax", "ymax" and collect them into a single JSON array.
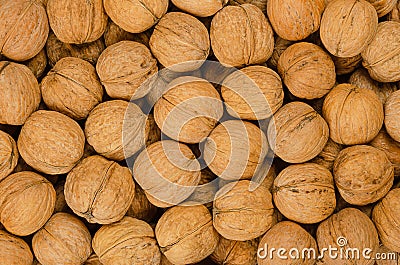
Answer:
[
  {"xmin": 385, "ymin": 90, "xmax": 400, "ymax": 142},
  {"xmin": 0, "ymin": 130, "xmax": 18, "ymax": 182},
  {"xmin": 311, "ymin": 139, "xmax": 343, "ymax": 171},
  {"xmin": 0, "ymin": 230, "xmax": 33, "ymax": 265},
  {"xmin": 126, "ymin": 183, "xmax": 158, "ymax": 223},
  {"xmin": 332, "ymin": 54, "xmax": 362, "ymax": 75},
  {"xmin": 211, "ymin": 237, "xmax": 258, "ymax": 265},
  {"xmin": 370, "ymin": 130, "xmax": 400, "ymax": 176},
  {"xmin": 23, "ymin": 49, "xmax": 47, "ymax": 78},
  {"xmin": 171, "ymin": 0, "xmax": 228, "ymax": 17},
  {"xmin": 103, "ymin": 21, "xmax": 151, "ymax": 47}
]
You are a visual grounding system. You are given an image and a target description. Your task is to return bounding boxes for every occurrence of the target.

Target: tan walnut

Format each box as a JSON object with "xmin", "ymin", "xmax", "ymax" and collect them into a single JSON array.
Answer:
[
  {"xmin": 0, "ymin": 230, "xmax": 33, "ymax": 265},
  {"xmin": 0, "ymin": 130, "xmax": 18, "ymax": 182},
  {"xmin": 171, "ymin": 0, "xmax": 228, "ymax": 17},
  {"xmin": 370, "ymin": 130, "xmax": 400, "ymax": 176},
  {"xmin": 211, "ymin": 237, "xmax": 258, "ymax": 265},
  {"xmin": 385, "ymin": 90, "xmax": 400, "ymax": 143}
]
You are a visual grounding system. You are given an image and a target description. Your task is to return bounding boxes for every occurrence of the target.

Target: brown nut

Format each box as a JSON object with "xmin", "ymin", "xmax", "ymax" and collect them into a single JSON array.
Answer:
[
  {"xmin": 126, "ymin": 183, "xmax": 158, "ymax": 223},
  {"xmin": 267, "ymin": 37, "xmax": 294, "ymax": 69},
  {"xmin": 387, "ymin": 1, "xmax": 400, "ymax": 22},
  {"xmin": 103, "ymin": 21, "xmax": 151, "ymax": 47},
  {"xmin": 41, "ymin": 57, "xmax": 103, "ymax": 120},
  {"xmin": 156, "ymin": 205, "xmax": 219, "ymax": 265},
  {"xmin": 229, "ymin": 0, "xmax": 268, "ymax": 13},
  {"xmin": 385, "ymin": 90, "xmax": 400, "ymax": 143},
  {"xmin": 366, "ymin": 0, "xmax": 398, "ymax": 17},
  {"xmin": 0, "ymin": 130, "xmax": 18, "ymax": 182},
  {"xmin": 332, "ymin": 54, "xmax": 362, "ymax": 75},
  {"xmin": 185, "ymin": 169, "xmax": 218, "ymax": 210},
  {"xmin": 171, "ymin": 0, "xmax": 228, "ymax": 17},
  {"xmin": 370, "ymin": 130, "xmax": 400, "ymax": 176},
  {"xmin": 310, "ymin": 138, "xmax": 342, "ymax": 171},
  {"xmin": 84, "ymin": 253, "xmax": 103, "ymax": 265},
  {"xmin": 23, "ymin": 49, "xmax": 47, "ymax": 78},
  {"xmin": 211, "ymin": 237, "xmax": 258, "ymax": 265},
  {"xmin": 0, "ymin": 230, "xmax": 33, "ymax": 265}
]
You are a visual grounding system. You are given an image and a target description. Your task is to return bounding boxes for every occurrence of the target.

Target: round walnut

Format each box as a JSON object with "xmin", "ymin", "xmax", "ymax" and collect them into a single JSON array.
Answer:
[
  {"xmin": 93, "ymin": 217, "xmax": 161, "ymax": 265},
  {"xmin": 213, "ymin": 180, "xmax": 275, "ymax": 241},
  {"xmin": 211, "ymin": 237, "xmax": 258, "ymax": 265},
  {"xmin": 317, "ymin": 208, "xmax": 379, "ymax": 265},
  {"xmin": 32, "ymin": 213, "xmax": 92, "ymax": 265},
  {"xmin": 156, "ymin": 205, "xmax": 219, "ymax": 265},
  {"xmin": 103, "ymin": 21, "xmax": 151, "ymax": 47},
  {"xmin": 46, "ymin": 32, "xmax": 105, "ymax": 67},
  {"xmin": 320, "ymin": 0, "xmax": 378, "ymax": 57},
  {"xmin": 0, "ymin": 0, "xmax": 49, "ymax": 61},
  {"xmin": 367, "ymin": 0, "xmax": 398, "ymax": 17},
  {"xmin": 23, "ymin": 49, "xmax": 47, "ymax": 78},
  {"xmin": 332, "ymin": 54, "xmax": 362, "ymax": 75},
  {"xmin": 134, "ymin": 140, "xmax": 201, "ymax": 207},
  {"xmin": 0, "ymin": 62, "xmax": 41, "ymax": 125},
  {"xmin": 204, "ymin": 120, "xmax": 268, "ymax": 180},
  {"xmin": 334, "ymin": 145, "xmax": 394, "ymax": 206},
  {"xmin": 47, "ymin": 0, "xmax": 108, "ymax": 44},
  {"xmin": 267, "ymin": 0, "xmax": 325, "ymax": 41},
  {"xmin": 268, "ymin": 101, "xmax": 329, "ymax": 164},
  {"xmin": 171, "ymin": 0, "xmax": 228, "ymax": 17},
  {"xmin": 65, "ymin": 155, "xmax": 135, "ymax": 224},
  {"xmin": 211, "ymin": 4, "xmax": 274, "ymax": 67},
  {"xmin": 385, "ymin": 90, "xmax": 400, "ymax": 142},
  {"xmin": 0, "ymin": 230, "xmax": 33, "ymax": 265},
  {"xmin": 154, "ymin": 76, "xmax": 224, "ymax": 143},
  {"xmin": 273, "ymin": 163, "xmax": 336, "ymax": 224},
  {"xmin": 0, "ymin": 171, "xmax": 56, "ymax": 236},
  {"xmin": 221, "ymin": 66, "xmax": 284, "ymax": 120},
  {"xmin": 322, "ymin": 84, "xmax": 384, "ymax": 145},
  {"xmin": 278, "ymin": 42, "xmax": 336, "ymax": 99},
  {"xmin": 362, "ymin": 21, "xmax": 400, "ymax": 82},
  {"xmin": 372, "ymin": 188, "xmax": 400, "ymax": 252},
  {"xmin": 0, "ymin": 130, "xmax": 18, "ymax": 182},
  {"xmin": 311, "ymin": 139, "xmax": 343, "ymax": 171},
  {"xmin": 126, "ymin": 183, "xmax": 158, "ymax": 223},
  {"xmin": 150, "ymin": 12, "xmax": 210, "ymax": 72},
  {"xmin": 104, "ymin": 0, "xmax": 168, "ymax": 33},
  {"xmin": 267, "ymin": 37, "xmax": 294, "ymax": 69},
  {"xmin": 257, "ymin": 221, "xmax": 317, "ymax": 265},
  {"xmin": 41, "ymin": 57, "xmax": 103, "ymax": 120},
  {"xmin": 371, "ymin": 130, "xmax": 400, "ymax": 176},
  {"xmin": 96, "ymin": 41, "xmax": 157, "ymax": 100}
]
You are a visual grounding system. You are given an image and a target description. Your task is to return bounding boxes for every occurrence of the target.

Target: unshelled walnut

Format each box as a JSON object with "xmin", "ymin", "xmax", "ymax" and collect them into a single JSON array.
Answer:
[
  {"xmin": 385, "ymin": 90, "xmax": 400, "ymax": 142},
  {"xmin": 171, "ymin": 0, "xmax": 228, "ymax": 17},
  {"xmin": 0, "ymin": 130, "xmax": 18, "ymax": 182},
  {"xmin": 311, "ymin": 139, "xmax": 342, "ymax": 171},
  {"xmin": 211, "ymin": 237, "xmax": 258, "ymax": 265},
  {"xmin": 370, "ymin": 130, "xmax": 400, "ymax": 176},
  {"xmin": 0, "ymin": 230, "xmax": 33, "ymax": 265},
  {"xmin": 103, "ymin": 21, "xmax": 151, "ymax": 47},
  {"xmin": 366, "ymin": 0, "xmax": 398, "ymax": 17},
  {"xmin": 126, "ymin": 183, "xmax": 158, "ymax": 223},
  {"xmin": 23, "ymin": 49, "xmax": 47, "ymax": 78},
  {"xmin": 84, "ymin": 253, "xmax": 103, "ymax": 265},
  {"xmin": 229, "ymin": 0, "xmax": 268, "ymax": 13},
  {"xmin": 332, "ymin": 54, "xmax": 362, "ymax": 75},
  {"xmin": 267, "ymin": 37, "xmax": 294, "ymax": 69}
]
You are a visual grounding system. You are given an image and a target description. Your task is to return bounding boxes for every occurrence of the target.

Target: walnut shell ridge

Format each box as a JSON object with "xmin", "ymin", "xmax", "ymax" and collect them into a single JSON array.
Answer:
[
  {"xmin": 210, "ymin": 237, "xmax": 258, "ymax": 265},
  {"xmin": 370, "ymin": 130, "xmax": 400, "ymax": 176},
  {"xmin": 385, "ymin": 90, "xmax": 400, "ymax": 142},
  {"xmin": 0, "ymin": 130, "xmax": 18, "ymax": 182},
  {"xmin": 172, "ymin": 0, "xmax": 228, "ymax": 17},
  {"xmin": 0, "ymin": 230, "xmax": 33, "ymax": 265}
]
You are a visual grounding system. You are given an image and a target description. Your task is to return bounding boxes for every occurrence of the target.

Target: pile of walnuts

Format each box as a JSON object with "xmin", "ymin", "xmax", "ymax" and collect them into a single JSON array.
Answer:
[{"xmin": 0, "ymin": 0, "xmax": 400, "ymax": 264}]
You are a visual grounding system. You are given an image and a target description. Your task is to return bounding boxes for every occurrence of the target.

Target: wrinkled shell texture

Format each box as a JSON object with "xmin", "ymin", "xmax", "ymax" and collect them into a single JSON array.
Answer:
[
  {"xmin": 332, "ymin": 54, "xmax": 362, "ymax": 75},
  {"xmin": 222, "ymin": 65, "xmax": 284, "ymax": 120},
  {"xmin": 150, "ymin": 12, "xmax": 210, "ymax": 72},
  {"xmin": 41, "ymin": 57, "xmax": 103, "ymax": 120},
  {"xmin": 156, "ymin": 205, "xmax": 219, "ymax": 265},
  {"xmin": 47, "ymin": 0, "xmax": 108, "ymax": 44},
  {"xmin": 126, "ymin": 183, "xmax": 158, "ymax": 222},
  {"xmin": 0, "ymin": 0, "xmax": 49, "ymax": 61},
  {"xmin": 0, "ymin": 171, "xmax": 55, "ymax": 236},
  {"xmin": 311, "ymin": 138, "xmax": 342, "ymax": 171},
  {"xmin": 93, "ymin": 217, "xmax": 161, "ymax": 265},
  {"xmin": 96, "ymin": 41, "xmax": 157, "ymax": 100},
  {"xmin": 154, "ymin": 76, "xmax": 223, "ymax": 143},
  {"xmin": 267, "ymin": 0, "xmax": 325, "ymax": 41},
  {"xmin": 375, "ymin": 245, "xmax": 400, "ymax": 265},
  {"xmin": 372, "ymin": 188, "xmax": 400, "ymax": 252},
  {"xmin": 204, "ymin": 120, "xmax": 268, "ymax": 180},
  {"xmin": 385, "ymin": 90, "xmax": 400, "ymax": 142},
  {"xmin": 85, "ymin": 100, "xmax": 148, "ymax": 161},
  {"xmin": 268, "ymin": 101, "xmax": 329, "ymax": 163},
  {"xmin": 273, "ymin": 163, "xmax": 336, "ymax": 224},
  {"xmin": 103, "ymin": 21, "xmax": 151, "ymax": 47},
  {"xmin": 0, "ymin": 62, "xmax": 41, "ymax": 125},
  {"xmin": 322, "ymin": 83, "xmax": 384, "ymax": 145},
  {"xmin": 371, "ymin": 130, "xmax": 400, "ymax": 176},
  {"xmin": 65, "ymin": 155, "xmax": 135, "ymax": 224},
  {"xmin": 278, "ymin": 42, "xmax": 336, "ymax": 99},
  {"xmin": 33, "ymin": 213, "xmax": 91, "ymax": 265},
  {"xmin": 362, "ymin": 21, "xmax": 400, "ymax": 82},
  {"xmin": 267, "ymin": 37, "xmax": 293, "ymax": 69},
  {"xmin": 211, "ymin": 237, "xmax": 258, "ymax": 265},
  {"xmin": 320, "ymin": 0, "xmax": 378, "ymax": 57},
  {"xmin": 0, "ymin": 230, "xmax": 33, "ymax": 265},
  {"xmin": 229, "ymin": 0, "xmax": 268, "ymax": 12},
  {"xmin": 104, "ymin": 0, "xmax": 169, "ymax": 33},
  {"xmin": 172, "ymin": 0, "xmax": 228, "ymax": 17},
  {"xmin": 211, "ymin": 4, "xmax": 274, "ymax": 67},
  {"xmin": 24, "ymin": 49, "xmax": 47, "ymax": 78},
  {"xmin": 388, "ymin": 1, "xmax": 400, "ymax": 21},
  {"xmin": 257, "ymin": 221, "xmax": 317, "ymax": 265},
  {"xmin": 213, "ymin": 180, "xmax": 275, "ymax": 241},
  {"xmin": 367, "ymin": 0, "xmax": 398, "ymax": 17},
  {"xmin": 185, "ymin": 169, "xmax": 218, "ymax": 209},
  {"xmin": 18, "ymin": 110, "xmax": 85, "ymax": 175},
  {"xmin": 317, "ymin": 208, "xmax": 379, "ymax": 265},
  {"xmin": 0, "ymin": 130, "xmax": 18, "ymax": 181},
  {"xmin": 134, "ymin": 140, "xmax": 201, "ymax": 207},
  {"xmin": 84, "ymin": 254, "xmax": 103, "ymax": 265}
]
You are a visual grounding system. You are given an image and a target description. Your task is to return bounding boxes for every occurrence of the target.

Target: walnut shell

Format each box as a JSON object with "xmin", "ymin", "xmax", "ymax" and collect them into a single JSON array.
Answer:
[
  {"xmin": 267, "ymin": 0, "xmax": 325, "ymax": 41},
  {"xmin": 362, "ymin": 21, "xmax": 400, "ymax": 82},
  {"xmin": 0, "ymin": 0, "xmax": 49, "ymax": 61},
  {"xmin": 53, "ymin": 181, "xmax": 70, "ymax": 213},
  {"xmin": 311, "ymin": 138, "xmax": 343, "ymax": 171},
  {"xmin": 222, "ymin": 66, "xmax": 284, "ymax": 120},
  {"xmin": 96, "ymin": 41, "xmax": 158, "ymax": 100},
  {"xmin": 334, "ymin": 145, "xmax": 394, "ymax": 206},
  {"xmin": 0, "ymin": 230, "xmax": 33, "ymax": 265},
  {"xmin": 213, "ymin": 180, "xmax": 275, "ymax": 241},
  {"xmin": 229, "ymin": 0, "xmax": 268, "ymax": 13},
  {"xmin": 156, "ymin": 205, "xmax": 219, "ymax": 265},
  {"xmin": 171, "ymin": 0, "xmax": 228, "ymax": 17},
  {"xmin": 32, "ymin": 213, "xmax": 92, "ymax": 265},
  {"xmin": 211, "ymin": 237, "xmax": 258, "ymax": 265},
  {"xmin": 387, "ymin": 1, "xmax": 400, "ymax": 22},
  {"xmin": 93, "ymin": 216, "xmax": 161, "ymax": 265},
  {"xmin": 0, "ymin": 130, "xmax": 18, "ymax": 182},
  {"xmin": 104, "ymin": 0, "xmax": 168, "ymax": 33},
  {"xmin": 47, "ymin": 0, "xmax": 108, "ymax": 44},
  {"xmin": 185, "ymin": 169, "xmax": 218, "ymax": 209},
  {"xmin": 103, "ymin": 21, "xmax": 151, "ymax": 47},
  {"xmin": 370, "ymin": 130, "xmax": 400, "ymax": 176},
  {"xmin": 150, "ymin": 12, "xmax": 210, "ymax": 72},
  {"xmin": 332, "ymin": 54, "xmax": 362, "ymax": 75},
  {"xmin": 268, "ymin": 101, "xmax": 329, "ymax": 163},
  {"xmin": 84, "ymin": 253, "xmax": 103, "ymax": 265},
  {"xmin": 322, "ymin": 83, "xmax": 384, "ymax": 145},
  {"xmin": 134, "ymin": 140, "xmax": 201, "ymax": 207},
  {"xmin": 273, "ymin": 163, "xmax": 336, "ymax": 224},
  {"xmin": 257, "ymin": 221, "xmax": 317, "ymax": 265},
  {"xmin": 18, "ymin": 110, "xmax": 85, "ymax": 175},
  {"xmin": 320, "ymin": 0, "xmax": 378, "ymax": 57},
  {"xmin": 0, "ymin": 171, "xmax": 56, "ymax": 236},
  {"xmin": 23, "ymin": 49, "xmax": 47, "ymax": 78},
  {"xmin": 267, "ymin": 37, "xmax": 294, "ymax": 69},
  {"xmin": 317, "ymin": 208, "xmax": 379, "ymax": 265},
  {"xmin": 65, "ymin": 155, "xmax": 135, "ymax": 224},
  {"xmin": 385, "ymin": 90, "xmax": 400, "ymax": 142},
  {"xmin": 367, "ymin": 0, "xmax": 398, "ymax": 17},
  {"xmin": 204, "ymin": 120, "xmax": 268, "ymax": 180},
  {"xmin": 0, "ymin": 62, "xmax": 41, "ymax": 125},
  {"xmin": 210, "ymin": 4, "xmax": 274, "ymax": 67},
  {"xmin": 154, "ymin": 76, "xmax": 223, "ymax": 143},
  {"xmin": 41, "ymin": 57, "xmax": 103, "ymax": 120},
  {"xmin": 278, "ymin": 42, "xmax": 336, "ymax": 99},
  {"xmin": 46, "ymin": 32, "xmax": 105, "ymax": 67},
  {"xmin": 372, "ymin": 188, "xmax": 400, "ymax": 252},
  {"xmin": 126, "ymin": 182, "xmax": 158, "ymax": 223},
  {"xmin": 146, "ymin": 114, "xmax": 162, "ymax": 147}
]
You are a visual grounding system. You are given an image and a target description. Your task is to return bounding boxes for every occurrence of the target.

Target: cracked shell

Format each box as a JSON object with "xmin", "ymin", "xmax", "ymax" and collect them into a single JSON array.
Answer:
[
  {"xmin": 385, "ymin": 90, "xmax": 400, "ymax": 142},
  {"xmin": 0, "ymin": 230, "xmax": 33, "ymax": 265},
  {"xmin": 0, "ymin": 130, "xmax": 18, "ymax": 182},
  {"xmin": 171, "ymin": 0, "xmax": 228, "ymax": 17},
  {"xmin": 210, "ymin": 237, "xmax": 258, "ymax": 265}
]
